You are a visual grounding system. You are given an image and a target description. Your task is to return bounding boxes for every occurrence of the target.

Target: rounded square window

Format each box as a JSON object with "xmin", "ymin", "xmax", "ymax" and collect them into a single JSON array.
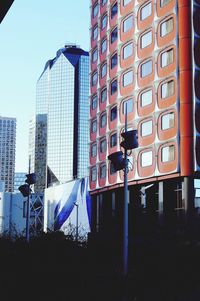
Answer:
[
  {"xmin": 141, "ymin": 59, "xmax": 152, "ymax": 78},
  {"xmin": 123, "ymin": 15, "xmax": 133, "ymax": 32},
  {"xmin": 91, "ymin": 94, "xmax": 97, "ymax": 110},
  {"xmin": 91, "ymin": 167, "xmax": 97, "ymax": 181},
  {"xmin": 100, "ymin": 113, "xmax": 107, "ymax": 128},
  {"xmin": 91, "ymin": 143, "xmax": 97, "ymax": 157},
  {"xmin": 140, "ymin": 2, "xmax": 152, "ymax": 21},
  {"xmin": 92, "ymin": 72, "xmax": 98, "ymax": 86},
  {"xmin": 110, "ymin": 79, "xmax": 118, "ymax": 95},
  {"xmin": 111, "ymin": 27, "xmax": 118, "ymax": 43},
  {"xmin": 110, "ymin": 106, "xmax": 117, "ymax": 121},
  {"xmin": 93, "ymin": 2, "xmax": 99, "ymax": 18},
  {"xmin": 101, "ymin": 14, "xmax": 108, "ymax": 30},
  {"xmin": 123, "ymin": 0, "xmax": 132, "ymax": 6},
  {"xmin": 111, "ymin": 2, "xmax": 118, "ymax": 19},
  {"xmin": 141, "ymin": 150, "xmax": 153, "ymax": 167},
  {"xmin": 161, "ymin": 48, "xmax": 174, "ymax": 68},
  {"xmin": 91, "ymin": 119, "xmax": 97, "ymax": 133},
  {"xmin": 101, "ymin": 87, "xmax": 107, "ymax": 103},
  {"xmin": 123, "ymin": 41, "xmax": 134, "ymax": 59},
  {"xmin": 141, "ymin": 119, "xmax": 153, "ymax": 136},
  {"xmin": 101, "ymin": 63, "xmax": 107, "ymax": 78},
  {"xmin": 110, "ymin": 162, "xmax": 117, "ymax": 175},
  {"xmin": 123, "ymin": 70, "xmax": 133, "ymax": 86},
  {"xmin": 161, "ymin": 79, "xmax": 174, "ymax": 99},
  {"xmin": 140, "ymin": 30, "xmax": 152, "ymax": 48},
  {"xmin": 92, "ymin": 25, "xmax": 98, "ymax": 40},
  {"xmin": 161, "ymin": 145, "xmax": 175, "ymax": 162},
  {"xmin": 161, "ymin": 17, "xmax": 173, "ymax": 37},
  {"xmin": 100, "ymin": 164, "xmax": 106, "ymax": 179},
  {"xmin": 92, "ymin": 48, "xmax": 98, "ymax": 63},
  {"xmin": 100, "ymin": 138, "xmax": 107, "ymax": 153},
  {"xmin": 101, "ymin": 0, "xmax": 107, "ymax": 6},
  {"xmin": 101, "ymin": 39, "xmax": 107, "ymax": 54},
  {"xmin": 111, "ymin": 53, "xmax": 118, "ymax": 69},
  {"xmin": 140, "ymin": 89, "xmax": 153, "ymax": 107},
  {"xmin": 123, "ymin": 98, "xmax": 133, "ymax": 114},
  {"xmin": 160, "ymin": 0, "xmax": 172, "ymax": 8},
  {"xmin": 110, "ymin": 132, "xmax": 117, "ymax": 147},
  {"xmin": 161, "ymin": 112, "xmax": 174, "ymax": 130}
]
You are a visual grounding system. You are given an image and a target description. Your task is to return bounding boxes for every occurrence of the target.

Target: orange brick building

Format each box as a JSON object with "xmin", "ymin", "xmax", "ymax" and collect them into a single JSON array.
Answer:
[{"xmin": 89, "ymin": 0, "xmax": 200, "ymax": 235}]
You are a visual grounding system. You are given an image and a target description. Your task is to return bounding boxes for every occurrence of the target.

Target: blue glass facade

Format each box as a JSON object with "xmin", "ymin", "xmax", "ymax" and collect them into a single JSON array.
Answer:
[{"xmin": 34, "ymin": 45, "xmax": 89, "ymax": 190}]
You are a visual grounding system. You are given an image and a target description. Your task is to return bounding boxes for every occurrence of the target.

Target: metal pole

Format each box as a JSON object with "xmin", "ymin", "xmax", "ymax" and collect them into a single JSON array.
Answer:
[
  {"xmin": 25, "ymin": 155, "xmax": 31, "ymax": 242},
  {"xmin": 123, "ymin": 104, "xmax": 129, "ymax": 277},
  {"xmin": 75, "ymin": 203, "xmax": 78, "ymax": 242}
]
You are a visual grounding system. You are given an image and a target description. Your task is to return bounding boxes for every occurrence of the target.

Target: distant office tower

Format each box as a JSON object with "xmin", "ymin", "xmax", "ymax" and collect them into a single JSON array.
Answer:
[
  {"xmin": 14, "ymin": 172, "xmax": 26, "ymax": 192},
  {"xmin": 32, "ymin": 44, "xmax": 89, "ymax": 191},
  {"xmin": 89, "ymin": 1, "xmax": 200, "ymax": 232},
  {"xmin": 29, "ymin": 115, "xmax": 47, "ymax": 193},
  {"xmin": 0, "ymin": 117, "xmax": 16, "ymax": 192}
]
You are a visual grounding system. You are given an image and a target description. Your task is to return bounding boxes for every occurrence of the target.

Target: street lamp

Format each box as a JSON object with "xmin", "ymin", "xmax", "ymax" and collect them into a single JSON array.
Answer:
[
  {"xmin": 18, "ymin": 157, "xmax": 36, "ymax": 242},
  {"xmin": 108, "ymin": 106, "xmax": 138, "ymax": 277}
]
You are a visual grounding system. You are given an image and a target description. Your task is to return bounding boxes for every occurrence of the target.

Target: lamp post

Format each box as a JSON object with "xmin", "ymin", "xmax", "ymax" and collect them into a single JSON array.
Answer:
[
  {"xmin": 74, "ymin": 202, "xmax": 79, "ymax": 242},
  {"xmin": 18, "ymin": 156, "xmax": 36, "ymax": 242},
  {"xmin": 108, "ymin": 104, "xmax": 138, "ymax": 277},
  {"xmin": 123, "ymin": 106, "xmax": 129, "ymax": 277}
]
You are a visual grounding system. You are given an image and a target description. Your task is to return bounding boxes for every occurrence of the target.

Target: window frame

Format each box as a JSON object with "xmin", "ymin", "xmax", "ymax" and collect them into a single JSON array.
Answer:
[
  {"xmin": 101, "ymin": 13, "xmax": 108, "ymax": 30},
  {"xmin": 110, "ymin": 132, "xmax": 117, "ymax": 148},
  {"xmin": 110, "ymin": 79, "xmax": 118, "ymax": 95},
  {"xmin": 161, "ymin": 48, "xmax": 174, "ymax": 68},
  {"xmin": 140, "ymin": 89, "xmax": 153, "ymax": 107},
  {"xmin": 122, "ymin": 69, "xmax": 134, "ymax": 87},
  {"xmin": 91, "ymin": 94, "xmax": 98, "ymax": 110},
  {"xmin": 140, "ymin": 119, "xmax": 153, "ymax": 137},
  {"xmin": 123, "ymin": 98, "xmax": 134, "ymax": 114},
  {"xmin": 140, "ymin": 59, "xmax": 153, "ymax": 78},
  {"xmin": 141, "ymin": 150, "xmax": 153, "ymax": 167},
  {"xmin": 111, "ymin": 52, "xmax": 118, "ymax": 69},
  {"xmin": 123, "ymin": 14, "xmax": 134, "ymax": 33},
  {"xmin": 100, "ymin": 138, "xmax": 107, "ymax": 153},
  {"xmin": 110, "ymin": 26, "xmax": 118, "ymax": 44},
  {"xmin": 101, "ymin": 62, "xmax": 107, "ymax": 78},
  {"xmin": 111, "ymin": 2, "xmax": 118, "ymax": 19},
  {"xmin": 123, "ymin": 41, "xmax": 134, "ymax": 60},
  {"xmin": 100, "ymin": 164, "xmax": 107, "ymax": 179},
  {"xmin": 100, "ymin": 112, "xmax": 107, "ymax": 128},
  {"xmin": 101, "ymin": 87, "xmax": 107, "ymax": 103},
  {"xmin": 91, "ymin": 143, "xmax": 97, "ymax": 157},
  {"xmin": 161, "ymin": 145, "xmax": 175, "ymax": 162},
  {"xmin": 140, "ymin": 1, "xmax": 152, "ymax": 21},
  {"xmin": 91, "ymin": 119, "xmax": 97, "ymax": 133},
  {"xmin": 110, "ymin": 106, "xmax": 117, "ymax": 121}
]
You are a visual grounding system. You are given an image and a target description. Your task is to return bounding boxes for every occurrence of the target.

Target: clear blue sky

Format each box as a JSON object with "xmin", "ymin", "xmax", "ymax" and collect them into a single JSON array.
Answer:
[{"xmin": 0, "ymin": 0, "xmax": 90, "ymax": 172}]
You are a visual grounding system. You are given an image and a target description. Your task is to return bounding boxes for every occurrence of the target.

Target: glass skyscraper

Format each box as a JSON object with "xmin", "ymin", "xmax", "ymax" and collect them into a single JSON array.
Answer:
[
  {"xmin": 32, "ymin": 45, "xmax": 89, "ymax": 191},
  {"xmin": 0, "ymin": 116, "xmax": 16, "ymax": 192}
]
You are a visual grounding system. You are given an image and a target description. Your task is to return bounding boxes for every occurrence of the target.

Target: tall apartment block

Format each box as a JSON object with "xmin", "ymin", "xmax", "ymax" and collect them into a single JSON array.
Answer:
[
  {"xmin": 0, "ymin": 117, "xmax": 16, "ymax": 192},
  {"xmin": 89, "ymin": 0, "xmax": 200, "ymax": 233},
  {"xmin": 32, "ymin": 45, "xmax": 89, "ymax": 192}
]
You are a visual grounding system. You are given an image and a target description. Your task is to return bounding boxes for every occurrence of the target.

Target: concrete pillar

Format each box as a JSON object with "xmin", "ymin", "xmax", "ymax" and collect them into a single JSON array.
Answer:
[
  {"xmin": 183, "ymin": 176, "xmax": 195, "ymax": 224},
  {"xmin": 158, "ymin": 181, "xmax": 164, "ymax": 226},
  {"xmin": 163, "ymin": 180, "xmax": 177, "ymax": 231}
]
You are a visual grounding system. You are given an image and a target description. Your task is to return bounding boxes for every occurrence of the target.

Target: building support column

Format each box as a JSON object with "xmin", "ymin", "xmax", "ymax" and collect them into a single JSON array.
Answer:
[
  {"xmin": 158, "ymin": 181, "xmax": 164, "ymax": 226},
  {"xmin": 184, "ymin": 176, "xmax": 195, "ymax": 225}
]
